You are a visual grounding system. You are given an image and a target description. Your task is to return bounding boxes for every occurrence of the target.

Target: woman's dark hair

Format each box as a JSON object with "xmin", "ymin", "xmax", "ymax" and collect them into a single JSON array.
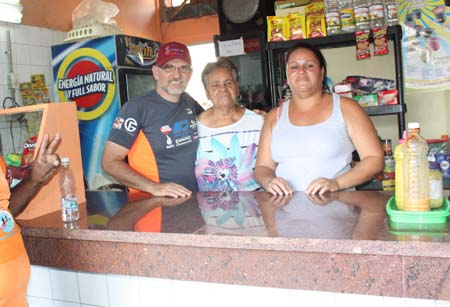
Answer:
[
  {"xmin": 284, "ymin": 42, "xmax": 330, "ymax": 93},
  {"xmin": 201, "ymin": 57, "xmax": 239, "ymax": 90}
]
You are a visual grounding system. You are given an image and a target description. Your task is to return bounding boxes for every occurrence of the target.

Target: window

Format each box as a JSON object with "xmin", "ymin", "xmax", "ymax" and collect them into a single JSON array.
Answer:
[
  {"xmin": 160, "ymin": 0, "xmax": 217, "ymax": 22},
  {"xmin": 186, "ymin": 43, "xmax": 216, "ymax": 110}
]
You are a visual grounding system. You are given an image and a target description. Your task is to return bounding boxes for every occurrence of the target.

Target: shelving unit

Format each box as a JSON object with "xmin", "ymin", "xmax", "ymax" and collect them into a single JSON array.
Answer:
[{"xmin": 267, "ymin": 25, "xmax": 406, "ymax": 139}]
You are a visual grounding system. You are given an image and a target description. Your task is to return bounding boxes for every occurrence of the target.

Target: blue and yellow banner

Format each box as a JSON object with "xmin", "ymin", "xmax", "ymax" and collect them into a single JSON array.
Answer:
[{"xmin": 399, "ymin": 0, "xmax": 450, "ymax": 90}]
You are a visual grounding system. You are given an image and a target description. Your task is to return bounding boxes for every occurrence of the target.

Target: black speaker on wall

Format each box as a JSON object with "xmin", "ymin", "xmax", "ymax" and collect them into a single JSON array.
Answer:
[{"xmin": 218, "ymin": 0, "xmax": 275, "ymax": 35}]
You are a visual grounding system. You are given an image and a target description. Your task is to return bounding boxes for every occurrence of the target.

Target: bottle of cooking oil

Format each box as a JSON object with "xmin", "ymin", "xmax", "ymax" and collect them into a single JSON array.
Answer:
[
  {"xmin": 403, "ymin": 123, "xmax": 430, "ymax": 211},
  {"xmin": 394, "ymin": 131, "xmax": 407, "ymax": 210}
]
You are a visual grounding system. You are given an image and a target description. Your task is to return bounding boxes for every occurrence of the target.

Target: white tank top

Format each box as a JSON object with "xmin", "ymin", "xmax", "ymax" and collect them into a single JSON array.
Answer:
[{"xmin": 271, "ymin": 94, "xmax": 355, "ymax": 191}]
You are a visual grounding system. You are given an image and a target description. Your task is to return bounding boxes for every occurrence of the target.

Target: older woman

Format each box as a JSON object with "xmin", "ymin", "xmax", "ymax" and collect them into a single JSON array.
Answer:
[
  {"xmin": 255, "ymin": 42, "xmax": 384, "ymax": 195},
  {"xmin": 195, "ymin": 57, "xmax": 264, "ymax": 192}
]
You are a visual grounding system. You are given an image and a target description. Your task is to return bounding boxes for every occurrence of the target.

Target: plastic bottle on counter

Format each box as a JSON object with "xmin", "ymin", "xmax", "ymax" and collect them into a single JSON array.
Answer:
[
  {"xmin": 59, "ymin": 157, "xmax": 80, "ymax": 222},
  {"xmin": 403, "ymin": 123, "xmax": 430, "ymax": 211},
  {"xmin": 325, "ymin": 0, "xmax": 342, "ymax": 35},
  {"xmin": 429, "ymin": 161, "xmax": 444, "ymax": 209},
  {"xmin": 394, "ymin": 131, "xmax": 407, "ymax": 210}
]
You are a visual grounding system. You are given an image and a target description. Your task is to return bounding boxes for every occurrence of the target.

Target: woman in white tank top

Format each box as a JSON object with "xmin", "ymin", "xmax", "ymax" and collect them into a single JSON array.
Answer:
[{"xmin": 255, "ymin": 42, "xmax": 384, "ymax": 195}]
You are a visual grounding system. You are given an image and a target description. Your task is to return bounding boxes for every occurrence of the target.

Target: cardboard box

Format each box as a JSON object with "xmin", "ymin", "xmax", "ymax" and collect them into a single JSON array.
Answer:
[{"xmin": 378, "ymin": 89, "xmax": 398, "ymax": 105}]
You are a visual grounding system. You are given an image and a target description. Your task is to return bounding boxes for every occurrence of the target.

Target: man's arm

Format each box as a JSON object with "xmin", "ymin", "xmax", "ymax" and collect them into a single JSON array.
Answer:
[
  {"xmin": 10, "ymin": 133, "xmax": 61, "ymax": 217},
  {"xmin": 101, "ymin": 141, "xmax": 191, "ymax": 198}
]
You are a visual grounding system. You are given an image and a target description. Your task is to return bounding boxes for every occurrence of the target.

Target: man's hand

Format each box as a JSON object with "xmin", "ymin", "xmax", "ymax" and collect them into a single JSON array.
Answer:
[
  {"xmin": 149, "ymin": 182, "xmax": 192, "ymax": 198},
  {"xmin": 30, "ymin": 133, "xmax": 62, "ymax": 185}
]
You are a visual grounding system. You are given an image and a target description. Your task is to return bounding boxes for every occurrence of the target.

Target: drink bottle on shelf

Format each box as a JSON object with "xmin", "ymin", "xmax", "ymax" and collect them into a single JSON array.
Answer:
[
  {"xmin": 354, "ymin": 0, "xmax": 370, "ymax": 30},
  {"xmin": 369, "ymin": 0, "xmax": 386, "ymax": 28}
]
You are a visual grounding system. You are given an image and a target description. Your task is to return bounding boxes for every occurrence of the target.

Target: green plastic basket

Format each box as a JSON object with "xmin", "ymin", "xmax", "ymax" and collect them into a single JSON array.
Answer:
[{"xmin": 386, "ymin": 197, "xmax": 450, "ymax": 224}]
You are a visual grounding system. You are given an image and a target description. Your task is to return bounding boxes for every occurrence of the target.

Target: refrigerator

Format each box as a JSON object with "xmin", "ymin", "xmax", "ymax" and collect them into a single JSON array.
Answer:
[
  {"xmin": 213, "ymin": 31, "xmax": 272, "ymax": 111},
  {"xmin": 51, "ymin": 35, "xmax": 160, "ymax": 190}
]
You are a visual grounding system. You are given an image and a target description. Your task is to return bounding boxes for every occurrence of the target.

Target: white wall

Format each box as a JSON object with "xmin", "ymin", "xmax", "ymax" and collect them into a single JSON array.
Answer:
[
  {"xmin": 28, "ymin": 265, "xmax": 450, "ymax": 307},
  {"xmin": 0, "ymin": 22, "xmax": 65, "ymax": 155},
  {"xmin": 0, "ymin": 22, "xmax": 66, "ymax": 104},
  {"xmin": 322, "ymin": 42, "xmax": 450, "ymax": 146}
]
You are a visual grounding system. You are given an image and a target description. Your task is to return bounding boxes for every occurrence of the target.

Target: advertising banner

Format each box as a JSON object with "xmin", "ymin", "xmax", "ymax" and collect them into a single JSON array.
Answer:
[
  {"xmin": 399, "ymin": 0, "xmax": 450, "ymax": 90},
  {"xmin": 52, "ymin": 36, "xmax": 119, "ymax": 189}
]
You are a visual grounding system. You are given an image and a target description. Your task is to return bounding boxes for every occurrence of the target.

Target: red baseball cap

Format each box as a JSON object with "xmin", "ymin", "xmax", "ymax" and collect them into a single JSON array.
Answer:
[{"xmin": 156, "ymin": 42, "xmax": 191, "ymax": 66}]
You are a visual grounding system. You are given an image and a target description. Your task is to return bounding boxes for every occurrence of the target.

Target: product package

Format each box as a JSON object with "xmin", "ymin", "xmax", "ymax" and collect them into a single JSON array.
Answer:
[
  {"xmin": 267, "ymin": 16, "xmax": 287, "ymax": 42},
  {"xmin": 373, "ymin": 27, "xmax": 389, "ymax": 56},
  {"xmin": 286, "ymin": 13, "xmax": 306, "ymax": 40},
  {"xmin": 355, "ymin": 30, "xmax": 371, "ymax": 60}
]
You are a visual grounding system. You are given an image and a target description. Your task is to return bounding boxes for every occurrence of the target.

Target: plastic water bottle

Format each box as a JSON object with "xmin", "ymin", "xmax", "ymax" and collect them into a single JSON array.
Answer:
[
  {"xmin": 354, "ymin": 0, "xmax": 370, "ymax": 30},
  {"xmin": 369, "ymin": 0, "xmax": 385, "ymax": 28},
  {"xmin": 325, "ymin": 0, "xmax": 341, "ymax": 35},
  {"xmin": 384, "ymin": 0, "xmax": 399, "ymax": 26},
  {"xmin": 339, "ymin": 0, "xmax": 356, "ymax": 33},
  {"xmin": 394, "ymin": 131, "xmax": 407, "ymax": 210},
  {"xmin": 59, "ymin": 157, "xmax": 79, "ymax": 222},
  {"xmin": 403, "ymin": 123, "xmax": 430, "ymax": 211}
]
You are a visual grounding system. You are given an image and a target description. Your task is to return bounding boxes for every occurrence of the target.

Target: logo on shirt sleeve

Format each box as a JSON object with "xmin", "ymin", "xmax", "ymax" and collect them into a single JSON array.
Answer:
[
  {"xmin": 112, "ymin": 117, "xmax": 124, "ymax": 129},
  {"xmin": 124, "ymin": 118, "xmax": 137, "ymax": 132}
]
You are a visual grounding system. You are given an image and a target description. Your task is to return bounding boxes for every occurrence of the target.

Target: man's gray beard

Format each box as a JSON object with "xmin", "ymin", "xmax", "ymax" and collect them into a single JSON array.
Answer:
[{"xmin": 161, "ymin": 84, "xmax": 186, "ymax": 96}]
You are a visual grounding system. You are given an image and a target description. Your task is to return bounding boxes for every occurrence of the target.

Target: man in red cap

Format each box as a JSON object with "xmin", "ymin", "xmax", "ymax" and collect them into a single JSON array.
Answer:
[{"xmin": 102, "ymin": 42, "xmax": 203, "ymax": 198}]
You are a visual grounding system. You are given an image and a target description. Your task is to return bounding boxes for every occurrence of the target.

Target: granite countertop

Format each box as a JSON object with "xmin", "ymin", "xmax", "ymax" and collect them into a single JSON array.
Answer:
[{"xmin": 18, "ymin": 190, "xmax": 450, "ymax": 300}]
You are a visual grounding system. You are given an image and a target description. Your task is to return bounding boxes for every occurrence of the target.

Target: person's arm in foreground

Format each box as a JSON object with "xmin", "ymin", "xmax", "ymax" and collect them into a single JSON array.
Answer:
[
  {"xmin": 102, "ymin": 141, "xmax": 191, "ymax": 198},
  {"xmin": 305, "ymin": 98, "xmax": 384, "ymax": 194},
  {"xmin": 10, "ymin": 133, "xmax": 61, "ymax": 217},
  {"xmin": 255, "ymin": 109, "xmax": 293, "ymax": 195}
]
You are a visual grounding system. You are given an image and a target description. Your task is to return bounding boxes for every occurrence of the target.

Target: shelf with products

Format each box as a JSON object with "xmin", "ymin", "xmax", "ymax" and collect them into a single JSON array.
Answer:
[{"xmin": 267, "ymin": 25, "xmax": 405, "ymax": 139}]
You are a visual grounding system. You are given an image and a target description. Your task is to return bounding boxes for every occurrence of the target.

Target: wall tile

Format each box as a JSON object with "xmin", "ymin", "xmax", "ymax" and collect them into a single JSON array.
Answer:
[
  {"xmin": 13, "ymin": 43, "xmax": 31, "ymax": 65},
  {"xmin": 13, "ymin": 25, "xmax": 35, "ymax": 44},
  {"xmin": 50, "ymin": 268, "xmax": 80, "ymax": 303},
  {"xmin": 0, "ymin": 85, "xmax": 5, "ymax": 100},
  {"xmin": 107, "ymin": 274, "xmax": 140, "ymax": 307},
  {"xmin": 15, "ymin": 63, "xmax": 31, "ymax": 84},
  {"xmin": 139, "ymin": 277, "xmax": 174, "ymax": 307},
  {"xmin": 0, "ymin": 64, "xmax": 8, "ymax": 86},
  {"xmin": 0, "ymin": 27, "xmax": 8, "ymax": 42},
  {"xmin": 289, "ymin": 289, "xmax": 335, "ymax": 307},
  {"xmin": 28, "ymin": 265, "xmax": 53, "ymax": 299},
  {"xmin": 77, "ymin": 272, "xmax": 109, "ymax": 306},
  {"xmin": 389, "ymin": 297, "xmax": 436, "ymax": 307},
  {"xmin": 0, "ymin": 41, "xmax": 8, "ymax": 64},
  {"xmin": 335, "ymin": 292, "xmax": 383, "ymax": 307},
  {"xmin": 27, "ymin": 296, "xmax": 54, "ymax": 307},
  {"xmin": 53, "ymin": 301, "xmax": 81, "ymax": 307},
  {"xmin": 243, "ymin": 285, "xmax": 291, "ymax": 307}
]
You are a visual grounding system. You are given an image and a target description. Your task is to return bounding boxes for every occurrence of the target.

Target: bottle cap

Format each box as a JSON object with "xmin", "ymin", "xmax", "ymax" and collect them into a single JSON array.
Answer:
[
  {"xmin": 408, "ymin": 122, "xmax": 420, "ymax": 129},
  {"xmin": 61, "ymin": 157, "xmax": 70, "ymax": 164},
  {"xmin": 429, "ymin": 161, "xmax": 440, "ymax": 170}
]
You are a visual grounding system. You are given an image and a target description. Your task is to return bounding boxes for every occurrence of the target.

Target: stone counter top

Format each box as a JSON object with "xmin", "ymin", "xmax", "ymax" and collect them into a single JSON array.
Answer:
[{"xmin": 18, "ymin": 190, "xmax": 450, "ymax": 300}]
